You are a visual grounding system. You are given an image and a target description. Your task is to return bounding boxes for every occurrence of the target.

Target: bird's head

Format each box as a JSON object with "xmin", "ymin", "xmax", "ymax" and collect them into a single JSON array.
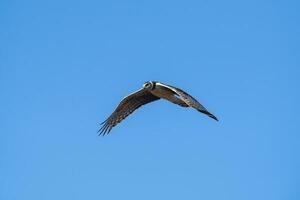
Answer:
[{"xmin": 143, "ymin": 81, "xmax": 155, "ymax": 90}]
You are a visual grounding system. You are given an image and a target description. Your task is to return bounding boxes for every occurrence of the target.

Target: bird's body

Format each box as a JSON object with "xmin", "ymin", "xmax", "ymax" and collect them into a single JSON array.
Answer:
[{"xmin": 99, "ymin": 81, "xmax": 218, "ymax": 135}]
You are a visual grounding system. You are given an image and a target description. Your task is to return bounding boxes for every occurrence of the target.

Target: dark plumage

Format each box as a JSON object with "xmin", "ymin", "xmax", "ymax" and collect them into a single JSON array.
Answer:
[{"xmin": 99, "ymin": 81, "xmax": 218, "ymax": 135}]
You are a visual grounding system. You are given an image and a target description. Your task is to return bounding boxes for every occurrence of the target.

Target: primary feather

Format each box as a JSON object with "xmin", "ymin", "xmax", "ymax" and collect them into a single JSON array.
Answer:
[{"xmin": 98, "ymin": 88, "xmax": 160, "ymax": 135}]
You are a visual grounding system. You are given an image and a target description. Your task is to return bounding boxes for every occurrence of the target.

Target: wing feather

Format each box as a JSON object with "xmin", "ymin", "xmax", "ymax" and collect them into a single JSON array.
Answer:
[
  {"xmin": 99, "ymin": 88, "xmax": 160, "ymax": 136},
  {"xmin": 156, "ymin": 82, "xmax": 218, "ymax": 121}
]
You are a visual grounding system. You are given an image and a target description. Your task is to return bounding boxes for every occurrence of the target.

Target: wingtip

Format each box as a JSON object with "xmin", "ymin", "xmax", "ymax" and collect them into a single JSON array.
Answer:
[
  {"xmin": 210, "ymin": 115, "xmax": 219, "ymax": 121},
  {"xmin": 98, "ymin": 128, "xmax": 104, "ymax": 136},
  {"xmin": 98, "ymin": 121, "xmax": 115, "ymax": 136},
  {"xmin": 198, "ymin": 109, "xmax": 219, "ymax": 121},
  {"xmin": 98, "ymin": 123, "xmax": 109, "ymax": 136}
]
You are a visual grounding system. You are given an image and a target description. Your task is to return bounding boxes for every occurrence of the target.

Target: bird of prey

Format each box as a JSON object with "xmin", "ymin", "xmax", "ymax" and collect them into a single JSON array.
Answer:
[{"xmin": 99, "ymin": 81, "xmax": 218, "ymax": 135}]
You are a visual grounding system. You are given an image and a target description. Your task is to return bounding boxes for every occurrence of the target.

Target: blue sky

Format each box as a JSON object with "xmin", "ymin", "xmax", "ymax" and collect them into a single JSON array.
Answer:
[{"xmin": 1, "ymin": 0, "xmax": 300, "ymax": 199}]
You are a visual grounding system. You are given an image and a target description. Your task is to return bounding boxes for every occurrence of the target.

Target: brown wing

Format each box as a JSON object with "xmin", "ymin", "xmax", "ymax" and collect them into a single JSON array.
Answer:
[
  {"xmin": 156, "ymin": 82, "xmax": 218, "ymax": 121},
  {"xmin": 99, "ymin": 88, "xmax": 160, "ymax": 136}
]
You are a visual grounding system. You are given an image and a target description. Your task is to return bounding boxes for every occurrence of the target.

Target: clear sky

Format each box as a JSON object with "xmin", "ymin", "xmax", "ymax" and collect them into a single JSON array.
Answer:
[{"xmin": 1, "ymin": 0, "xmax": 299, "ymax": 199}]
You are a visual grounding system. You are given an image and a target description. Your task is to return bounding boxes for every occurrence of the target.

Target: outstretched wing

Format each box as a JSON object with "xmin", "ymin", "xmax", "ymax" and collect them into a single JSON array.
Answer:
[
  {"xmin": 99, "ymin": 88, "xmax": 160, "ymax": 136},
  {"xmin": 156, "ymin": 82, "xmax": 218, "ymax": 121}
]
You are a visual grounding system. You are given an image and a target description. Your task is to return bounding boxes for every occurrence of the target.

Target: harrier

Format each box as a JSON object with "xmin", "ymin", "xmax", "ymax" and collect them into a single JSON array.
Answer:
[{"xmin": 99, "ymin": 81, "xmax": 218, "ymax": 135}]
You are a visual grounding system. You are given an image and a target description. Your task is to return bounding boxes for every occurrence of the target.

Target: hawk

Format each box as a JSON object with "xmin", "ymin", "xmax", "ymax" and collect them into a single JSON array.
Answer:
[{"xmin": 99, "ymin": 81, "xmax": 218, "ymax": 135}]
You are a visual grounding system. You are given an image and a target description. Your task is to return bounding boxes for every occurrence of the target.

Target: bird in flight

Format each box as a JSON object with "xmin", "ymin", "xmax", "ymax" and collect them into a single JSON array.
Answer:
[{"xmin": 99, "ymin": 81, "xmax": 218, "ymax": 135}]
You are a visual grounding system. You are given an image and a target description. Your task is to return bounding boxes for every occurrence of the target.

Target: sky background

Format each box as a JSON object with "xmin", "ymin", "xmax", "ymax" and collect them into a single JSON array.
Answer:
[{"xmin": 1, "ymin": 0, "xmax": 300, "ymax": 199}]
